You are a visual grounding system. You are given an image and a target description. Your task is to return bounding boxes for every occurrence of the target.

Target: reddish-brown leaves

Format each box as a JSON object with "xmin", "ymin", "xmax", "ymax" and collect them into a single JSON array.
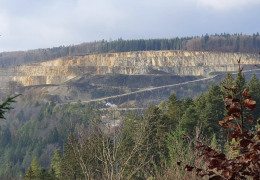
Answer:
[
  {"xmin": 251, "ymin": 142, "xmax": 260, "ymax": 151},
  {"xmin": 242, "ymin": 88, "xmax": 251, "ymax": 99},
  {"xmin": 240, "ymin": 139, "xmax": 253, "ymax": 148},
  {"xmin": 230, "ymin": 131, "xmax": 240, "ymax": 142},
  {"xmin": 243, "ymin": 99, "xmax": 256, "ymax": 111},
  {"xmin": 232, "ymin": 98, "xmax": 240, "ymax": 103},
  {"xmin": 209, "ymin": 175, "xmax": 225, "ymax": 180},
  {"xmin": 237, "ymin": 57, "xmax": 241, "ymax": 63},
  {"xmin": 178, "ymin": 61, "xmax": 260, "ymax": 180},
  {"xmin": 225, "ymin": 117, "xmax": 234, "ymax": 123},
  {"xmin": 219, "ymin": 121, "xmax": 225, "ymax": 126},
  {"xmin": 225, "ymin": 95, "xmax": 233, "ymax": 104},
  {"xmin": 223, "ymin": 86, "xmax": 237, "ymax": 94},
  {"xmin": 195, "ymin": 168, "xmax": 203, "ymax": 175},
  {"xmin": 241, "ymin": 88, "xmax": 256, "ymax": 110},
  {"xmin": 231, "ymin": 113, "xmax": 240, "ymax": 118},
  {"xmin": 221, "ymin": 170, "xmax": 232, "ymax": 179},
  {"xmin": 255, "ymin": 64, "xmax": 260, "ymax": 68},
  {"xmin": 226, "ymin": 95, "xmax": 232, "ymax": 99},
  {"xmin": 240, "ymin": 131, "xmax": 254, "ymax": 139},
  {"xmin": 224, "ymin": 124, "xmax": 240, "ymax": 131},
  {"xmin": 219, "ymin": 117, "xmax": 234, "ymax": 126},
  {"xmin": 246, "ymin": 116, "xmax": 253, "ymax": 124},
  {"xmin": 184, "ymin": 165, "xmax": 194, "ymax": 171},
  {"xmin": 227, "ymin": 104, "xmax": 241, "ymax": 117}
]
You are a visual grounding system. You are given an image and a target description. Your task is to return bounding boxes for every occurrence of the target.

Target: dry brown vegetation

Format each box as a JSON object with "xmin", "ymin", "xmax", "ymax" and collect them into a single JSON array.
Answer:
[{"xmin": 178, "ymin": 59, "xmax": 260, "ymax": 180}]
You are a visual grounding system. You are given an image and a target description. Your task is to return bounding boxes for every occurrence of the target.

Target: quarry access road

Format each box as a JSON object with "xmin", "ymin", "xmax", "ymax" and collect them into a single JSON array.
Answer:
[
  {"xmin": 58, "ymin": 75, "xmax": 215, "ymax": 105},
  {"xmin": 99, "ymin": 108, "xmax": 146, "ymax": 111},
  {"xmin": 58, "ymin": 69, "xmax": 260, "ymax": 106}
]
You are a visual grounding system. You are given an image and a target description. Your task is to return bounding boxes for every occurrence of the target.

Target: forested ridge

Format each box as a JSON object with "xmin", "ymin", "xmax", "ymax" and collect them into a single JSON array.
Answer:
[
  {"xmin": 1, "ymin": 71, "xmax": 260, "ymax": 179},
  {"xmin": 1, "ymin": 32, "xmax": 260, "ymax": 68}
]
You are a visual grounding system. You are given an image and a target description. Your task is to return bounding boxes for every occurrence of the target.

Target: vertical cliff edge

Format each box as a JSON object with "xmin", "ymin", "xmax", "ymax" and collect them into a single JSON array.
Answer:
[{"xmin": 0, "ymin": 50, "xmax": 259, "ymax": 87}]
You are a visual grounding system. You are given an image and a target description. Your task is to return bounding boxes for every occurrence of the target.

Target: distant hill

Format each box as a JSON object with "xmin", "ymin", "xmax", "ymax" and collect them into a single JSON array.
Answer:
[{"xmin": 1, "ymin": 32, "xmax": 259, "ymax": 68}]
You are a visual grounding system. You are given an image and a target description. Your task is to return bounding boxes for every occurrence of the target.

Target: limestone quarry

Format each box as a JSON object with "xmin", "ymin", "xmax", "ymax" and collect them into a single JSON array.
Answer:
[{"xmin": 0, "ymin": 50, "xmax": 259, "ymax": 88}]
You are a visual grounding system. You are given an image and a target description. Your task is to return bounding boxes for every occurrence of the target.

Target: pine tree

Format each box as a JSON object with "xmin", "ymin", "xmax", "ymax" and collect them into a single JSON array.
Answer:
[
  {"xmin": 59, "ymin": 141, "xmax": 83, "ymax": 179},
  {"xmin": 51, "ymin": 149, "xmax": 62, "ymax": 178},
  {"xmin": 37, "ymin": 168, "xmax": 49, "ymax": 180},
  {"xmin": 235, "ymin": 68, "xmax": 247, "ymax": 96},
  {"xmin": 48, "ymin": 168, "xmax": 57, "ymax": 180},
  {"xmin": 180, "ymin": 105, "xmax": 200, "ymax": 135},
  {"xmin": 205, "ymin": 84, "xmax": 224, "ymax": 135},
  {"xmin": 166, "ymin": 93, "xmax": 180, "ymax": 128},
  {"xmin": 219, "ymin": 72, "xmax": 235, "ymax": 95},
  {"xmin": 48, "ymin": 128, "xmax": 59, "ymax": 144},
  {"xmin": 30, "ymin": 157, "xmax": 40, "ymax": 176},
  {"xmin": 194, "ymin": 93, "xmax": 206, "ymax": 114},
  {"xmin": 158, "ymin": 100, "xmax": 166, "ymax": 111},
  {"xmin": 24, "ymin": 167, "xmax": 36, "ymax": 180},
  {"xmin": 247, "ymin": 73, "xmax": 260, "ymax": 126}
]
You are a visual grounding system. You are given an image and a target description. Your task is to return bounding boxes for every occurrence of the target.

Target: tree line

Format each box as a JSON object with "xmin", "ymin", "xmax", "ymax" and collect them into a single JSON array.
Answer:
[{"xmin": 1, "ymin": 32, "xmax": 260, "ymax": 69}]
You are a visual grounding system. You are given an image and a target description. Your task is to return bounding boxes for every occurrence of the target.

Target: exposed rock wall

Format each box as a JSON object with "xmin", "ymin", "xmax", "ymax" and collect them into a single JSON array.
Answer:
[{"xmin": 0, "ymin": 51, "xmax": 259, "ymax": 87}]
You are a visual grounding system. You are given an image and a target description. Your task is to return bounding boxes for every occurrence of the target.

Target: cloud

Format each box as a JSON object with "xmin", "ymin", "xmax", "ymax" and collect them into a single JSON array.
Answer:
[
  {"xmin": 0, "ymin": 0, "xmax": 259, "ymax": 52},
  {"xmin": 191, "ymin": 0, "xmax": 260, "ymax": 11}
]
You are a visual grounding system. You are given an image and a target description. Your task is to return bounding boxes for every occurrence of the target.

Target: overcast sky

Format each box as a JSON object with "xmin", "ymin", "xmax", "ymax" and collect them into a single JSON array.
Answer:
[{"xmin": 0, "ymin": 0, "xmax": 259, "ymax": 52}]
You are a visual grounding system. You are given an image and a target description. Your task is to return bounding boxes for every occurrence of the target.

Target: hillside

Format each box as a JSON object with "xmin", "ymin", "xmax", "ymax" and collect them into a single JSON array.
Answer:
[
  {"xmin": 1, "ymin": 33, "xmax": 260, "ymax": 69},
  {"xmin": 0, "ymin": 51, "xmax": 259, "ymax": 88},
  {"xmin": 0, "ymin": 50, "xmax": 258, "ymax": 108},
  {"xmin": 0, "ymin": 38, "xmax": 260, "ymax": 179}
]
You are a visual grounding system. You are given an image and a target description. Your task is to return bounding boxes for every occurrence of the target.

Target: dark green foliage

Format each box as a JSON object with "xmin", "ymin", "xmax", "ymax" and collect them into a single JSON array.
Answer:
[
  {"xmin": 235, "ymin": 68, "xmax": 247, "ymax": 96},
  {"xmin": 179, "ymin": 84, "xmax": 224, "ymax": 137},
  {"xmin": 50, "ymin": 150, "xmax": 61, "ymax": 179},
  {"xmin": 59, "ymin": 136, "xmax": 84, "ymax": 179},
  {"xmin": 48, "ymin": 168, "xmax": 58, "ymax": 180},
  {"xmin": 0, "ymin": 97, "xmax": 101, "ymax": 178},
  {"xmin": 24, "ymin": 167, "xmax": 35, "ymax": 180},
  {"xmin": 37, "ymin": 168, "xmax": 49, "ymax": 180},
  {"xmin": 202, "ymin": 84, "xmax": 224, "ymax": 135},
  {"xmin": 95, "ymin": 33, "xmax": 260, "ymax": 54},
  {"xmin": 0, "ymin": 94, "xmax": 20, "ymax": 119},
  {"xmin": 219, "ymin": 72, "xmax": 235, "ymax": 95},
  {"xmin": 247, "ymin": 73, "xmax": 260, "ymax": 126},
  {"xmin": 2, "ymin": 72, "xmax": 260, "ymax": 178},
  {"xmin": 48, "ymin": 128, "xmax": 59, "ymax": 144},
  {"xmin": 24, "ymin": 157, "xmax": 54, "ymax": 180},
  {"xmin": 180, "ymin": 105, "xmax": 200, "ymax": 135},
  {"xmin": 165, "ymin": 93, "xmax": 180, "ymax": 127}
]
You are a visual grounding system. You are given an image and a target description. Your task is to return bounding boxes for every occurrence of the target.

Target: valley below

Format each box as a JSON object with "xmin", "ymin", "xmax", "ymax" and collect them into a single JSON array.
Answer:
[{"xmin": 1, "ymin": 50, "xmax": 260, "ymax": 108}]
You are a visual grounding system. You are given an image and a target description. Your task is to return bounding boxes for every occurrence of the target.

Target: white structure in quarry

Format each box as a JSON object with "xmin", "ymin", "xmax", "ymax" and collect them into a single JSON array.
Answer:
[{"xmin": 105, "ymin": 102, "xmax": 117, "ymax": 108}]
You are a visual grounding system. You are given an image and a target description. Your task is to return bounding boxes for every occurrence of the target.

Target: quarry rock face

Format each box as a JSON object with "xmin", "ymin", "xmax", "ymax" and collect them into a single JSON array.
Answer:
[{"xmin": 0, "ymin": 51, "xmax": 259, "ymax": 87}]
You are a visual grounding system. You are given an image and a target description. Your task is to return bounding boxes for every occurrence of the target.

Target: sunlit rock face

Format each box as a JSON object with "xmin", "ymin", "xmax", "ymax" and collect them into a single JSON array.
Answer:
[{"xmin": 0, "ymin": 50, "xmax": 259, "ymax": 87}]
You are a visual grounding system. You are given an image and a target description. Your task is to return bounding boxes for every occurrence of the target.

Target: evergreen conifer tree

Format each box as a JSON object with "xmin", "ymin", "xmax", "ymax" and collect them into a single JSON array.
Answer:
[
  {"xmin": 24, "ymin": 167, "xmax": 35, "ymax": 180},
  {"xmin": 48, "ymin": 168, "xmax": 57, "ymax": 180},
  {"xmin": 219, "ymin": 72, "xmax": 235, "ymax": 95},
  {"xmin": 247, "ymin": 73, "xmax": 260, "ymax": 124},
  {"xmin": 30, "ymin": 157, "xmax": 40, "ymax": 177},
  {"xmin": 235, "ymin": 69, "xmax": 247, "ymax": 96},
  {"xmin": 51, "ymin": 149, "xmax": 62, "ymax": 178}
]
